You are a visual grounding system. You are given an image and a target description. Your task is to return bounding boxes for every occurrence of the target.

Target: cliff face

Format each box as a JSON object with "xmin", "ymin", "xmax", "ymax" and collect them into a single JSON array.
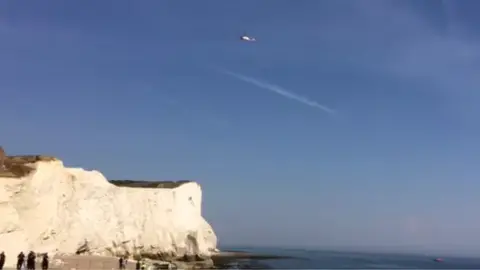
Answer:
[{"xmin": 0, "ymin": 157, "xmax": 217, "ymax": 267}]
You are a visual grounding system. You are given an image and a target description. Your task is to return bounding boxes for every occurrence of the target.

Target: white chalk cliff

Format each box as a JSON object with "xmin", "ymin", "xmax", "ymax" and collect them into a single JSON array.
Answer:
[{"xmin": 0, "ymin": 158, "xmax": 217, "ymax": 267}]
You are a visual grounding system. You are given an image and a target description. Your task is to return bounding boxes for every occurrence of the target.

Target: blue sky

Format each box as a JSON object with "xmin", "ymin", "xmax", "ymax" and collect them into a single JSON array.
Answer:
[{"xmin": 1, "ymin": 0, "xmax": 480, "ymax": 255}]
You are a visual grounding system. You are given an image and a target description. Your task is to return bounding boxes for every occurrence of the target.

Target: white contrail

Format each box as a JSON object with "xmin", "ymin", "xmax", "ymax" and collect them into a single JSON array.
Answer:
[{"xmin": 219, "ymin": 69, "xmax": 335, "ymax": 115}]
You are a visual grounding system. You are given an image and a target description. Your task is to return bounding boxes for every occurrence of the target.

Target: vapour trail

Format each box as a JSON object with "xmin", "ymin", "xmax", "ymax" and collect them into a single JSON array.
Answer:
[{"xmin": 219, "ymin": 69, "xmax": 336, "ymax": 115}]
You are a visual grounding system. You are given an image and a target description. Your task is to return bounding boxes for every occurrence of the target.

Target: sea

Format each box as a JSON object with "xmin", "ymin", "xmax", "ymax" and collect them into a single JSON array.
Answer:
[{"xmin": 220, "ymin": 246, "xmax": 480, "ymax": 269}]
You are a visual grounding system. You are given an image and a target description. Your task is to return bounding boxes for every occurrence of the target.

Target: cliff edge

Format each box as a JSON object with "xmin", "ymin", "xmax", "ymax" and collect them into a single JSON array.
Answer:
[{"xmin": 0, "ymin": 156, "xmax": 217, "ymax": 268}]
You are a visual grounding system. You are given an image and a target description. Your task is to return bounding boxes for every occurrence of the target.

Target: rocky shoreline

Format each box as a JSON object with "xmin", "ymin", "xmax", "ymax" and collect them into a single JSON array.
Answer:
[{"xmin": 47, "ymin": 250, "xmax": 289, "ymax": 269}]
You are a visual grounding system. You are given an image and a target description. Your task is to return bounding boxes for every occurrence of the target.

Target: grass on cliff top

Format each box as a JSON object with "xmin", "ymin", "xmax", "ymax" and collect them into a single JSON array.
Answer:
[
  {"xmin": 0, "ymin": 156, "xmax": 192, "ymax": 189},
  {"xmin": 0, "ymin": 155, "xmax": 57, "ymax": 178},
  {"xmin": 109, "ymin": 180, "xmax": 192, "ymax": 189}
]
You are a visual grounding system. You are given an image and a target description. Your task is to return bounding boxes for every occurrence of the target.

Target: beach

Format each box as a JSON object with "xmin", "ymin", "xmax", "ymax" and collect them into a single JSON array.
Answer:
[{"xmin": 4, "ymin": 255, "xmax": 138, "ymax": 270}]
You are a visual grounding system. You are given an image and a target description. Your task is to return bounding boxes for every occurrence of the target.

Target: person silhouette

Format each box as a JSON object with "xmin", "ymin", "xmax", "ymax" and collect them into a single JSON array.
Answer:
[
  {"xmin": 0, "ymin": 146, "xmax": 6, "ymax": 171},
  {"xmin": 42, "ymin": 253, "xmax": 48, "ymax": 270},
  {"xmin": 17, "ymin": 252, "xmax": 25, "ymax": 270},
  {"xmin": 41, "ymin": 253, "xmax": 48, "ymax": 270},
  {"xmin": 118, "ymin": 257, "xmax": 124, "ymax": 269},
  {"xmin": 0, "ymin": 251, "xmax": 6, "ymax": 270},
  {"xmin": 27, "ymin": 251, "xmax": 35, "ymax": 270}
]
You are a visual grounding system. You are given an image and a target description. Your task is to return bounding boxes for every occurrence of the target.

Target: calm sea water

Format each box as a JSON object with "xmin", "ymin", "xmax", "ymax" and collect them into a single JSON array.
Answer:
[{"xmin": 221, "ymin": 246, "xmax": 480, "ymax": 269}]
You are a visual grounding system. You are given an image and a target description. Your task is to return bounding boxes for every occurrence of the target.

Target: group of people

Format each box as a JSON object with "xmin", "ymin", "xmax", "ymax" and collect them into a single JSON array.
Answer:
[
  {"xmin": 5, "ymin": 251, "xmax": 49, "ymax": 270},
  {"xmin": 119, "ymin": 256, "xmax": 148, "ymax": 270},
  {"xmin": 119, "ymin": 256, "xmax": 146, "ymax": 270},
  {"xmin": 118, "ymin": 256, "xmax": 127, "ymax": 269},
  {"xmin": 2, "ymin": 250, "xmax": 151, "ymax": 270}
]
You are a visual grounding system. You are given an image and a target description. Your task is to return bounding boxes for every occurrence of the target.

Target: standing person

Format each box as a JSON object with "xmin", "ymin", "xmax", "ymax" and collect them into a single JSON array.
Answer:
[
  {"xmin": 0, "ymin": 146, "xmax": 5, "ymax": 171},
  {"xmin": 118, "ymin": 257, "xmax": 124, "ymax": 269},
  {"xmin": 41, "ymin": 254, "xmax": 48, "ymax": 270},
  {"xmin": 0, "ymin": 251, "xmax": 5, "ymax": 270},
  {"xmin": 27, "ymin": 251, "xmax": 35, "ymax": 270},
  {"xmin": 17, "ymin": 252, "xmax": 25, "ymax": 270},
  {"xmin": 135, "ymin": 260, "xmax": 140, "ymax": 270}
]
